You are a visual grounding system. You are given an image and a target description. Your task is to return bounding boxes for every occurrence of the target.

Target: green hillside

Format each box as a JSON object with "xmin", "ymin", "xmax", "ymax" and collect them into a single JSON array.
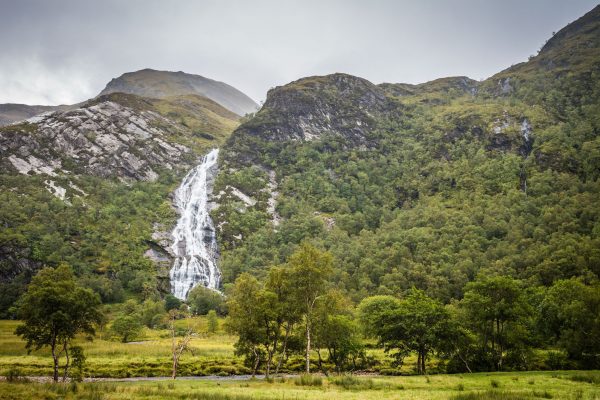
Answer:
[{"xmin": 215, "ymin": 6, "xmax": 600, "ymax": 299}]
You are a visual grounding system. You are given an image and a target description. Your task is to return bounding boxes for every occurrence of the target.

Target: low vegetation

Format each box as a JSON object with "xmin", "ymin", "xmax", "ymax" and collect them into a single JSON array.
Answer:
[{"xmin": 0, "ymin": 371, "xmax": 598, "ymax": 399}]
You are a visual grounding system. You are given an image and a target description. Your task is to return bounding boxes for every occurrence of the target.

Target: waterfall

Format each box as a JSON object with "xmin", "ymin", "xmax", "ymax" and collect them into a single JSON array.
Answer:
[{"xmin": 169, "ymin": 148, "xmax": 220, "ymax": 300}]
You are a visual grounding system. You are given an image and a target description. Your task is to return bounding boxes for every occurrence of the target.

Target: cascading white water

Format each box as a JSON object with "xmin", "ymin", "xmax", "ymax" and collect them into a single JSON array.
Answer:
[{"xmin": 169, "ymin": 148, "xmax": 220, "ymax": 300}]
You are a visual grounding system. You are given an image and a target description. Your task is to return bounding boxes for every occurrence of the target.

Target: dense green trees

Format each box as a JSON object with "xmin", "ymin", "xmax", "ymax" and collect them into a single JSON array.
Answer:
[
  {"xmin": 460, "ymin": 276, "xmax": 532, "ymax": 371},
  {"xmin": 363, "ymin": 288, "xmax": 449, "ymax": 374},
  {"xmin": 14, "ymin": 264, "xmax": 103, "ymax": 382},
  {"xmin": 226, "ymin": 243, "xmax": 338, "ymax": 376},
  {"xmin": 225, "ymin": 253, "xmax": 599, "ymax": 375},
  {"xmin": 212, "ymin": 57, "xmax": 600, "ymax": 374},
  {"xmin": 187, "ymin": 286, "xmax": 227, "ymax": 316},
  {"xmin": 540, "ymin": 279, "xmax": 600, "ymax": 368},
  {"xmin": 287, "ymin": 243, "xmax": 333, "ymax": 373},
  {"xmin": 0, "ymin": 173, "xmax": 179, "ymax": 317}
]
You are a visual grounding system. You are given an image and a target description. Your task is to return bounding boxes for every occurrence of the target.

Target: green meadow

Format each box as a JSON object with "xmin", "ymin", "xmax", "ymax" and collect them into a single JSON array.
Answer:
[
  {"xmin": 1, "ymin": 320, "xmax": 599, "ymax": 399},
  {"xmin": 1, "ymin": 370, "xmax": 599, "ymax": 400}
]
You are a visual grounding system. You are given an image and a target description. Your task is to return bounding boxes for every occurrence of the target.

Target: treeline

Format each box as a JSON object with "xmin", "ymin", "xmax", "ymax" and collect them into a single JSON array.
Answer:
[
  {"xmin": 0, "ymin": 172, "xmax": 179, "ymax": 317},
  {"xmin": 224, "ymin": 242, "xmax": 600, "ymax": 376}
]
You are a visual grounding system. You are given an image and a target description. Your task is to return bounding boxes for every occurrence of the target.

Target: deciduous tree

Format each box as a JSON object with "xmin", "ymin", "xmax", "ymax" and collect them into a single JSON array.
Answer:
[{"xmin": 15, "ymin": 265, "xmax": 103, "ymax": 382}]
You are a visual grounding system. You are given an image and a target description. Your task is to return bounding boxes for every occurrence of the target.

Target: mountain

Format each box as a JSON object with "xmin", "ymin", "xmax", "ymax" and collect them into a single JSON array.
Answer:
[
  {"xmin": 0, "ymin": 103, "xmax": 71, "ymax": 126},
  {"xmin": 0, "ymin": 6, "xmax": 599, "ymax": 317},
  {"xmin": 0, "ymin": 82, "xmax": 246, "ymax": 315},
  {"xmin": 0, "ymin": 92, "xmax": 239, "ymax": 181},
  {"xmin": 213, "ymin": 6, "xmax": 600, "ymax": 299},
  {"xmin": 99, "ymin": 69, "xmax": 259, "ymax": 116}
]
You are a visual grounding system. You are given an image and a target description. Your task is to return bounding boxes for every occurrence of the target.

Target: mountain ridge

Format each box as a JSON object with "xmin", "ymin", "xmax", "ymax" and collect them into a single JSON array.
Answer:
[{"xmin": 99, "ymin": 68, "xmax": 259, "ymax": 116}]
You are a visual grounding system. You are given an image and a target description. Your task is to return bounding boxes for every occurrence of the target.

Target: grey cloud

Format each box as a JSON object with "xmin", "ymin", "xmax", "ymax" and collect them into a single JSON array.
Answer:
[{"xmin": 0, "ymin": 0, "xmax": 597, "ymax": 104}]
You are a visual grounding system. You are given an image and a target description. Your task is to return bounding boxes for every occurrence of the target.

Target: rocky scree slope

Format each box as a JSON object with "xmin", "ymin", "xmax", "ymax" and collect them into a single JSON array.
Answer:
[{"xmin": 0, "ymin": 92, "xmax": 240, "ymax": 182}]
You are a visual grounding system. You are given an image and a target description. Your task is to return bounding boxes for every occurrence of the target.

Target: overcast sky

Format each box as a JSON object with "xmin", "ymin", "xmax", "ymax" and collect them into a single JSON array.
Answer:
[{"xmin": 0, "ymin": 0, "xmax": 597, "ymax": 105}]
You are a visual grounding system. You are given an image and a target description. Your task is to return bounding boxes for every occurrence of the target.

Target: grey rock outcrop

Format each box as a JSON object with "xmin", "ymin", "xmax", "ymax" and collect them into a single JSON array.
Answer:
[{"xmin": 0, "ymin": 101, "xmax": 193, "ymax": 181}]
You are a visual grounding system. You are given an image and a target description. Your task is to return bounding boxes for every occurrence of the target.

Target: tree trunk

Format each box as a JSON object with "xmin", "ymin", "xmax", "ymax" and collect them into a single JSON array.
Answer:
[
  {"xmin": 421, "ymin": 351, "xmax": 426, "ymax": 375},
  {"xmin": 305, "ymin": 321, "xmax": 311, "ymax": 373},
  {"xmin": 275, "ymin": 323, "xmax": 292, "ymax": 374},
  {"xmin": 456, "ymin": 346, "xmax": 472, "ymax": 373},
  {"xmin": 172, "ymin": 355, "xmax": 178, "ymax": 379},
  {"xmin": 252, "ymin": 348, "xmax": 260, "ymax": 378},
  {"xmin": 266, "ymin": 346, "xmax": 272, "ymax": 378},
  {"xmin": 316, "ymin": 348, "xmax": 328, "ymax": 376},
  {"xmin": 171, "ymin": 316, "xmax": 177, "ymax": 379},
  {"xmin": 62, "ymin": 342, "xmax": 70, "ymax": 382},
  {"xmin": 51, "ymin": 338, "xmax": 59, "ymax": 383}
]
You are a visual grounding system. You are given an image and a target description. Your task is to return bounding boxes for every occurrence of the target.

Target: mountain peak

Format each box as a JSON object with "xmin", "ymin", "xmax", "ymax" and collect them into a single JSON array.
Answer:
[
  {"xmin": 99, "ymin": 69, "xmax": 258, "ymax": 116},
  {"xmin": 540, "ymin": 4, "xmax": 600, "ymax": 54},
  {"xmin": 230, "ymin": 72, "xmax": 392, "ymax": 149}
]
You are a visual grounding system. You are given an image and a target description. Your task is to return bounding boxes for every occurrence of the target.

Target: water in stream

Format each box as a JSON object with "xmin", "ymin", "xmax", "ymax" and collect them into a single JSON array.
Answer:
[{"xmin": 169, "ymin": 148, "xmax": 220, "ymax": 299}]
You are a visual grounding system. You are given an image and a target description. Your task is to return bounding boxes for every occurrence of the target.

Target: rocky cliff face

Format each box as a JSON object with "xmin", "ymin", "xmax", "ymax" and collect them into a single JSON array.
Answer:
[
  {"xmin": 1, "ymin": 100, "xmax": 193, "ymax": 181},
  {"xmin": 231, "ymin": 73, "xmax": 395, "ymax": 144}
]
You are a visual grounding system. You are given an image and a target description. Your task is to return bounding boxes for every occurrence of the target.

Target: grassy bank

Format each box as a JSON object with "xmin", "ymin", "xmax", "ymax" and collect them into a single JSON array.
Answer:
[
  {"xmin": 0, "ymin": 371, "xmax": 598, "ymax": 399},
  {"xmin": 0, "ymin": 319, "xmax": 247, "ymax": 378}
]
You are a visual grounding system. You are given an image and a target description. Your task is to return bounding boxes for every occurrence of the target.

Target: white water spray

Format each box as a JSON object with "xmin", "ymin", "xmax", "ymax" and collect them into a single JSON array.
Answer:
[{"xmin": 169, "ymin": 148, "xmax": 220, "ymax": 300}]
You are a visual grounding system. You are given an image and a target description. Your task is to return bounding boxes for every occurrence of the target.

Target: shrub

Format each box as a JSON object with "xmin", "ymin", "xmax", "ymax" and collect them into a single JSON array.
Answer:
[
  {"xmin": 294, "ymin": 374, "xmax": 323, "ymax": 386},
  {"xmin": 4, "ymin": 367, "xmax": 27, "ymax": 382},
  {"xmin": 378, "ymin": 368, "xmax": 402, "ymax": 376},
  {"xmin": 452, "ymin": 391, "xmax": 536, "ymax": 400},
  {"xmin": 567, "ymin": 373, "xmax": 600, "ymax": 384},
  {"xmin": 330, "ymin": 375, "xmax": 375, "ymax": 390},
  {"xmin": 188, "ymin": 286, "xmax": 227, "ymax": 315},
  {"xmin": 545, "ymin": 351, "xmax": 570, "ymax": 370},
  {"xmin": 165, "ymin": 294, "xmax": 182, "ymax": 311}
]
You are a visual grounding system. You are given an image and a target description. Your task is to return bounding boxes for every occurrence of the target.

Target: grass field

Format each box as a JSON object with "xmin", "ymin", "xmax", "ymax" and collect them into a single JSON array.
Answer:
[
  {"xmin": 0, "ymin": 319, "xmax": 247, "ymax": 378},
  {"xmin": 0, "ymin": 319, "xmax": 408, "ymax": 378},
  {"xmin": 1, "ymin": 319, "xmax": 599, "ymax": 399},
  {"xmin": 0, "ymin": 371, "xmax": 599, "ymax": 399}
]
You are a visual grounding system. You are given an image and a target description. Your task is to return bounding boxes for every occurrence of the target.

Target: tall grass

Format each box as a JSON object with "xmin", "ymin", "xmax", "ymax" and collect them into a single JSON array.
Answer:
[
  {"xmin": 452, "ymin": 391, "xmax": 536, "ymax": 400},
  {"xmin": 294, "ymin": 374, "xmax": 323, "ymax": 386}
]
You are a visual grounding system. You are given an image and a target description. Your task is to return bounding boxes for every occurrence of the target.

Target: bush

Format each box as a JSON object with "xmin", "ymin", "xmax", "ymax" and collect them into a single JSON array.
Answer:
[
  {"xmin": 111, "ymin": 314, "xmax": 143, "ymax": 342},
  {"xmin": 3, "ymin": 367, "xmax": 27, "ymax": 382},
  {"xmin": 378, "ymin": 368, "xmax": 402, "ymax": 376},
  {"xmin": 294, "ymin": 374, "xmax": 323, "ymax": 386},
  {"xmin": 452, "ymin": 391, "xmax": 537, "ymax": 400},
  {"xmin": 545, "ymin": 351, "xmax": 572, "ymax": 370},
  {"xmin": 69, "ymin": 345, "xmax": 86, "ymax": 382},
  {"xmin": 165, "ymin": 294, "xmax": 182, "ymax": 311},
  {"xmin": 567, "ymin": 373, "xmax": 600, "ymax": 384},
  {"xmin": 330, "ymin": 375, "xmax": 375, "ymax": 390},
  {"xmin": 188, "ymin": 286, "xmax": 227, "ymax": 315},
  {"xmin": 207, "ymin": 310, "xmax": 218, "ymax": 333},
  {"xmin": 140, "ymin": 299, "xmax": 166, "ymax": 328}
]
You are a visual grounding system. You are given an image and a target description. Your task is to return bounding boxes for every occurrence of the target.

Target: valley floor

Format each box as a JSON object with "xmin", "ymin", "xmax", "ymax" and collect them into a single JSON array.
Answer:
[
  {"xmin": 0, "ymin": 371, "xmax": 599, "ymax": 400},
  {"xmin": 2, "ymin": 320, "xmax": 599, "ymax": 399}
]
